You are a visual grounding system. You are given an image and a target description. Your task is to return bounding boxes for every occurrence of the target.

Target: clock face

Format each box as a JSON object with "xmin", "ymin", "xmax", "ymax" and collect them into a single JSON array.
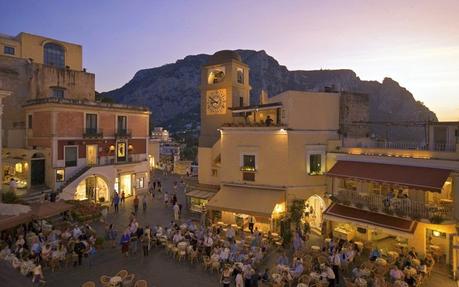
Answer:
[
  {"xmin": 208, "ymin": 67, "xmax": 226, "ymax": 84},
  {"xmin": 206, "ymin": 89, "xmax": 226, "ymax": 115}
]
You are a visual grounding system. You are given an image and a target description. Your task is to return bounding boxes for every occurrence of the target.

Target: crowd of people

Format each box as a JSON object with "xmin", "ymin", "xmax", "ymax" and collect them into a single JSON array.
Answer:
[
  {"xmin": 271, "ymin": 226, "xmax": 437, "ymax": 287},
  {"xmin": 0, "ymin": 220, "xmax": 98, "ymax": 286}
]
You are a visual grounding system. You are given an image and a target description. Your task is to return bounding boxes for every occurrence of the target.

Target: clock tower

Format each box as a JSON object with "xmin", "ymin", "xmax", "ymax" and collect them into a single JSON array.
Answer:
[{"xmin": 199, "ymin": 50, "xmax": 251, "ymax": 148}]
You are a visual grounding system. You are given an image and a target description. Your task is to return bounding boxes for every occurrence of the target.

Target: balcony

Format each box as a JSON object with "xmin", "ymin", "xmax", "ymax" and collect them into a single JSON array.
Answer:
[
  {"xmin": 333, "ymin": 188, "xmax": 454, "ymax": 223},
  {"xmin": 83, "ymin": 128, "xmax": 103, "ymax": 139},
  {"xmin": 115, "ymin": 129, "xmax": 132, "ymax": 139},
  {"xmin": 344, "ymin": 141, "xmax": 457, "ymax": 152}
]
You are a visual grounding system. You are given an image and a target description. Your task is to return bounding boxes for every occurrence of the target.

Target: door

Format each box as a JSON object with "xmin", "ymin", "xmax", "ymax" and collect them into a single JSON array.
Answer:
[
  {"xmin": 86, "ymin": 144, "xmax": 98, "ymax": 165},
  {"xmin": 31, "ymin": 159, "xmax": 45, "ymax": 186}
]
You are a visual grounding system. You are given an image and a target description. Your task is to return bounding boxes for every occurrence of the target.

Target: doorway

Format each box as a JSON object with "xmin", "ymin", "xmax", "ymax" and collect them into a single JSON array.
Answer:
[
  {"xmin": 86, "ymin": 144, "xmax": 98, "ymax": 165},
  {"xmin": 31, "ymin": 159, "xmax": 45, "ymax": 186},
  {"xmin": 303, "ymin": 195, "xmax": 326, "ymax": 231}
]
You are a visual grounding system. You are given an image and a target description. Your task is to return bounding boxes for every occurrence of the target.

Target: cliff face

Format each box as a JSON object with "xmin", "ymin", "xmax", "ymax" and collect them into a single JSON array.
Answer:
[{"xmin": 102, "ymin": 50, "xmax": 436, "ymax": 141}]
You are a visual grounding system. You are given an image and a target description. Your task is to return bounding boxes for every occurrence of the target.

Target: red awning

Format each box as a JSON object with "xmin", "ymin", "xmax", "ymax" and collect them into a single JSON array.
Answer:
[
  {"xmin": 324, "ymin": 203, "xmax": 417, "ymax": 235},
  {"xmin": 327, "ymin": 161, "xmax": 450, "ymax": 192}
]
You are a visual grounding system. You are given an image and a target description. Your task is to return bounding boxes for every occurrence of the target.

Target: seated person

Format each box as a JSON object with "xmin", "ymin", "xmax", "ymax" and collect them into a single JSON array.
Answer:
[
  {"xmin": 276, "ymin": 252, "xmax": 289, "ymax": 266},
  {"xmin": 290, "ymin": 262, "xmax": 304, "ymax": 279},
  {"xmin": 390, "ymin": 265, "xmax": 404, "ymax": 282},
  {"xmin": 369, "ymin": 247, "xmax": 381, "ymax": 261}
]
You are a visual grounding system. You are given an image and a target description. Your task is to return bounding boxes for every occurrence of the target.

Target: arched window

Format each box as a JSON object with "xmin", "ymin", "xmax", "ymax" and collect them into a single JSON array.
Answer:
[{"xmin": 44, "ymin": 43, "xmax": 65, "ymax": 68}]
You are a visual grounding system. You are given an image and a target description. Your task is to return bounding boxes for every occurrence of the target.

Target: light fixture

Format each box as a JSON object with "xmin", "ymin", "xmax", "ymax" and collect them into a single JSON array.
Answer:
[
  {"xmin": 128, "ymin": 144, "xmax": 134, "ymax": 150},
  {"xmin": 432, "ymin": 230, "xmax": 441, "ymax": 237},
  {"xmin": 109, "ymin": 145, "xmax": 115, "ymax": 151}
]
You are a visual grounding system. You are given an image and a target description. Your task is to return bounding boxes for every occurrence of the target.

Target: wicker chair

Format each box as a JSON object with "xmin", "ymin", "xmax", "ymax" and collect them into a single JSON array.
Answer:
[
  {"xmin": 202, "ymin": 256, "xmax": 212, "ymax": 270},
  {"xmin": 81, "ymin": 281, "xmax": 96, "ymax": 287},
  {"xmin": 116, "ymin": 269, "xmax": 129, "ymax": 281},
  {"xmin": 211, "ymin": 261, "xmax": 220, "ymax": 273},
  {"xmin": 134, "ymin": 280, "xmax": 148, "ymax": 287},
  {"xmin": 122, "ymin": 274, "xmax": 136, "ymax": 287},
  {"xmin": 177, "ymin": 249, "xmax": 187, "ymax": 262},
  {"xmin": 99, "ymin": 275, "xmax": 111, "ymax": 287}
]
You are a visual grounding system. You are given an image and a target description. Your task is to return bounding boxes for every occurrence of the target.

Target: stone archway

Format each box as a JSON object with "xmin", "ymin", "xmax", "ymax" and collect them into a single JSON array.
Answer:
[
  {"xmin": 75, "ymin": 174, "xmax": 111, "ymax": 203},
  {"xmin": 303, "ymin": 194, "xmax": 326, "ymax": 231}
]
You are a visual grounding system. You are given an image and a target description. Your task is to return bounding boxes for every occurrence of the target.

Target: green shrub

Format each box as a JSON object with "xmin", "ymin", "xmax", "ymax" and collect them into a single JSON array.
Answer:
[{"xmin": 2, "ymin": 191, "xmax": 18, "ymax": 203}]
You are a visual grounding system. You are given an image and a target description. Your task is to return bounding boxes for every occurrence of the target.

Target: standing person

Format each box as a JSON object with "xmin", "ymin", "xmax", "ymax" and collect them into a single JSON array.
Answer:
[
  {"xmin": 235, "ymin": 270, "xmax": 244, "ymax": 287},
  {"xmin": 9, "ymin": 178, "xmax": 17, "ymax": 193},
  {"xmin": 120, "ymin": 230, "xmax": 130, "ymax": 257},
  {"xmin": 133, "ymin": 195, "xmax": 139, "ymax": 215},
  {"xmin": 173, "ymin": 203, "xmax": 180, "ymax": 222},
  {"xmin": 203, "ymin": 234, "xmax": 213, "ymax": 256},
  {"xmin": 142, "ymin": 194, "xmax": 147, "ymax": 214},
  {"xmin": 32, "ymin": 263, "xmax": 44, "ymax": 287},
  {"xmin": 87, "ymin": 245, "xmax": 96, "ymax": 268},
  {"xmin": 173, "ymin": 181, "xmax": 178, "ymax": 195},
  {"xmin": 113, "ymin": 192, "xmax": 120, "ymax": 213},
  {"xmin": 141, "ymin": 232, "xmax": 150, "ymax": 256},
  {"xmin": 248, "ymin": 216, "xmax": 255, "ymax": 234},
  {"xmin": 153, "ymin": 180, "xmax": 156, "ymax": 191},
  {"xmin": 106, "ymin": 224, "xmax": 117, "ymax": 248},
  {"xmin": 330, "ymin": 250, "xmax": 341, "ymax": 285},
  {"xmin": 121, "ymin": 191, "xmax": 126, "ymax": 206},
  {"xmin": 221, "ymin": 267, "xmax": 232, "ymax": 287},
  {"xmin": 164, "ymin": 192, "xmax": 169, "ymax": 207},
  {"xmin": 73, "ymin": 238, "xmax": 85, "ymax": 266}
]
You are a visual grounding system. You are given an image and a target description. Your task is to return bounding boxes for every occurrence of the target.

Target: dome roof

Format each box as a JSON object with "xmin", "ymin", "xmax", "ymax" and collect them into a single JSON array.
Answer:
[{"xmin": 207, "ymin": 50, "xmax": 242, "ymax": 65}]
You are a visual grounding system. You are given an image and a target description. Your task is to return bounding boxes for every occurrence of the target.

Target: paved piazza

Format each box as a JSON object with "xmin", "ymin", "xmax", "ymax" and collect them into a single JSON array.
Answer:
[{"xmin": 2, "ymin": 171, "xmax": 456, "ymax": 287}]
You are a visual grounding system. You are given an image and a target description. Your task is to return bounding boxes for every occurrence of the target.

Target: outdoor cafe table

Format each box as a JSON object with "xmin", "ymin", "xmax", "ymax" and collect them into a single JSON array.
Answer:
[{"xmin": 109, "ymin": 276, "xmax": 122, "ymax": 287}]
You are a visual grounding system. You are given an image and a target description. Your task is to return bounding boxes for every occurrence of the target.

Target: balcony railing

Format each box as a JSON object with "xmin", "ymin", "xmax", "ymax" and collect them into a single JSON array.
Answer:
[
  {"xmin": 115, "ymin": 129, "xmax": 132, "ymax": 139},
  {"xmin": 223, "ymin": 122, "xmax": 285, "ymax": 128},
  {"xmin": 344, "ymin": 141, "xmax": 456, "ymax": 152},
  {"xmin": 83, "ymin": 128, "xmax": 103, "ymax": 139},
  {"xmin": 333, "ymin": 188, "xmax": 453, "ymax": 222}
]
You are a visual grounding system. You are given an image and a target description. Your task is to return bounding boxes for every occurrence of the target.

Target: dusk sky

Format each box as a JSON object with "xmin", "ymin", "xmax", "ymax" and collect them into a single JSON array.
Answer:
[{"xmin": 1, "ymin": 0, "xmax": 458, "ymax": 120}]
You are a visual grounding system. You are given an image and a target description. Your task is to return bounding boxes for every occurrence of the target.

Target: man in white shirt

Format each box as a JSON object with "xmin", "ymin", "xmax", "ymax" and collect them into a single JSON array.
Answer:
[{"xmin": 204, "ymin": 234, "xmax": 213, "ymax": 256}]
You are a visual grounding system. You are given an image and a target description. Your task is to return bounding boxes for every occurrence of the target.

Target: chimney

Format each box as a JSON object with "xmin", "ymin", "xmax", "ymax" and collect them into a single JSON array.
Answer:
[{"xmin": 259, "ymin": 89, "xmax": 268, "ymax": 105}]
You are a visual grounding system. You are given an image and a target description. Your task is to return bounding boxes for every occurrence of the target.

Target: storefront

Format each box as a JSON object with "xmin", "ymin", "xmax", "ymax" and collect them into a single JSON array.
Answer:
[
  {"xmin": 324, "ymin": 203, "xmax": 417, "ymax": 251},
  {"xmin": 74, "ymin": 175, "xmax": 110, "ymax": 203},
  {"xmin": 206, "ymin": 185, "xmax": 286, "ymax": 232},
  {"xmin": 2, "ymin": 158, "xmax": 28, "ymax": 190},
  {"xmin": 302, "ymin": 194, "xmax": 326, "ymax": 232},
  {"xmin": 116, "ymin": 173, "xmax": 133, "ymax": 197},
  {"xmin": 185, "ymin": 189, "xmax": 216, "ymax": 213}
]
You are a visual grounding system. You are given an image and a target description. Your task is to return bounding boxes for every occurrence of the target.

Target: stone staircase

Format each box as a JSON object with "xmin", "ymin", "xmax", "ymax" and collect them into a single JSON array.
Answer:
[
  {"xmin": 19, "ymin": 185, "xmax": 51, "ymax": 204},
  {"xmin": 56, "ymin": 165, "xmax": 91, "ymax": 193}
]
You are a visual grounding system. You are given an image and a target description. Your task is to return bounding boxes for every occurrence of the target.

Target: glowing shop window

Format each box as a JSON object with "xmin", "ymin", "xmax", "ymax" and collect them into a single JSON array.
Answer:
[
  {"xmin": 56, "ymin": 169, "xmax": 65, "ymax": 182},
  {"xmin": 117, "ymin": 142, "xmax": 126, "ymax": 157},
  {"xmin": 15, "ymin": 163, "xmax": 23, "ymax": 173}
]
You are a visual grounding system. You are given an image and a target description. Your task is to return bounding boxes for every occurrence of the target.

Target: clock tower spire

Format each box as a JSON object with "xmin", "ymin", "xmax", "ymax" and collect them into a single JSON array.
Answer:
[{"xmin": 199, "ymin": 50, "xmax": 251, "ymax": 148}]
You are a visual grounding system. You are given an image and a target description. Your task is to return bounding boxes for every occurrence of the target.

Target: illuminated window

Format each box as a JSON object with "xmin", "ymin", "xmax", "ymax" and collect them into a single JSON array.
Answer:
[
  {"xmin": 117, "ymin": 142, "xmax": 127, "ymax": 161},
  {"xmin": 56, "ymin": 169, "xmax": 65, "ymax": 182},
  {"xmin": 309, "ymin": 154, "xmax": 322, "ymax": 175},
  {"xmin": 241, "ymin": 154, "xmax": 256, "ymax": 171},
  {"xmin": 137, "ymin": 177, "xmax": 144, "ymax": 188},
  {"xmin": 44, "ymin": 43, "xmax": 65, "ymax": 68},
  {"xmin": 15, "ymin": 163, "xmax": 23, "ymax": 173}
]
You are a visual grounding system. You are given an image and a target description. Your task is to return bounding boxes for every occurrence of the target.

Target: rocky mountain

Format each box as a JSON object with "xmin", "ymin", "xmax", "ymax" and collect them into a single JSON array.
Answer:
[{"xmin": 101, "ymin": 50, "xmax": 436, "ymax": 141}]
